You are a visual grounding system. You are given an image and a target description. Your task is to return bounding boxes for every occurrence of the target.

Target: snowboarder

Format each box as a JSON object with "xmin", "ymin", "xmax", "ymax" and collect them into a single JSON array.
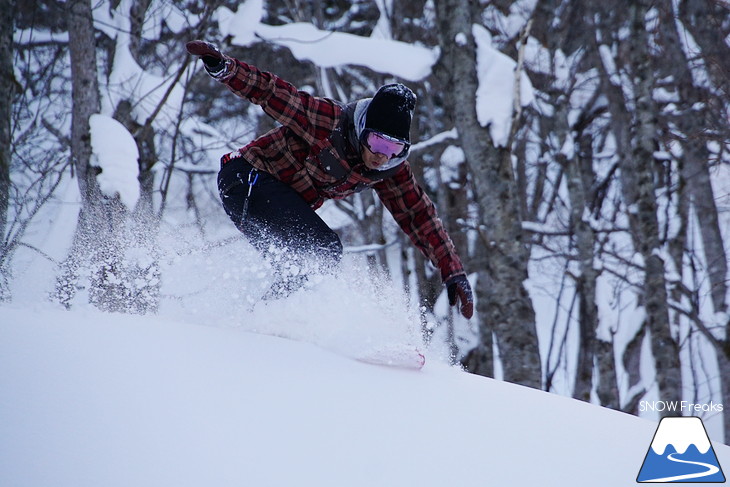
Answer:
[{"xmin": 186, "ymin": 40, "xmax": 473, "ymax": 319}]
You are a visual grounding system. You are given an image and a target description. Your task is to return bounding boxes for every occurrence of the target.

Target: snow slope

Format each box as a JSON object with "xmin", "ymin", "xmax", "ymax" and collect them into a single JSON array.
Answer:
[{"xmin": 2, "ymin": 306, "xmax": 728, "ymax": 487}]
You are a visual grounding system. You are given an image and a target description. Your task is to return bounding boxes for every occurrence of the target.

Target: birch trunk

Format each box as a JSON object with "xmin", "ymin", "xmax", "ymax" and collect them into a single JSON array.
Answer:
[
  {"xmin": 0, "ymin": 0, "xmax": 14, "ymax": 300},
  {"xmin": 55, "ymin": 0, "xmax": 101, "ymax": 307},
  {"xmin": 624, "ymin": 0, "xmax": 682, "ymax": 409},
  {"xmin": 553, "ymin": 122, "xmax": 619, "ymax": 407},
  {"xmin": 658, "ymin": 0, "xmax": 729, "ymax": 441},
  {"xmin": 591, "ymin": 0, "xmax": 682, "ymax": 412},
  {"xmin": 55, "ymin": 0, "xmax": 131, "ymax": 312},
  {"xmin": 434, "ymin": 0, "xmax": 541, "ymax": 388},
  {"xmin": 656, "ymin": 1, "xmax": 728, "ymax": 315}
]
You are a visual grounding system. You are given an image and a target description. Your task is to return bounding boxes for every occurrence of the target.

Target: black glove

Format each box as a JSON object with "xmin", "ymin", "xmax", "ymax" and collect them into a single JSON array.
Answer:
[
  {"xmin": 446, "ymin": 274, "xmax": 474, "ymax": 319},
  {"xmin": 186, "ymin": 40, "xmax": 226, "ymax": 72}
]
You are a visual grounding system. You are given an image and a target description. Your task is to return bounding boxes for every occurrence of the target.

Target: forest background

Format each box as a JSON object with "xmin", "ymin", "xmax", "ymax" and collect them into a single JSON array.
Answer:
[{"xmin": 2, "ymin": 0, "xmax": 729, "ymax": 442}]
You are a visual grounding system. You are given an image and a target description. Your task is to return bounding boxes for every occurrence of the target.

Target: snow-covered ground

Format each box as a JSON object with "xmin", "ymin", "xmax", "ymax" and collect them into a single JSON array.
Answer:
[{"xmin": 2, "ymin": 304, "xmax": 728, "ymax": 487}]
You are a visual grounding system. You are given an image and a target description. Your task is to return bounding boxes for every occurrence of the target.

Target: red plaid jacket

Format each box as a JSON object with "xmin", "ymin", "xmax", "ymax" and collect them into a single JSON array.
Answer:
[{"xmin": 215, "ymin": 58, "xmax": 465, "ymax": 282}]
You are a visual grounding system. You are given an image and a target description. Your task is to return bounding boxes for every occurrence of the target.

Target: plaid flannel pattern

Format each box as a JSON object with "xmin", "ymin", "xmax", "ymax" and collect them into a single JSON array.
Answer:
[{"xmin": 216, "ymin": 58, "xmax": 465, "ymax": 282}]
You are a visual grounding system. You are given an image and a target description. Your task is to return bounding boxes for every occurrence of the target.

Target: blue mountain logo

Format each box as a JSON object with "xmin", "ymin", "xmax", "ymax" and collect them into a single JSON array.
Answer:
[{"xmin": 637, "ymin": 416, "xmax": 725, "ymax": 483}]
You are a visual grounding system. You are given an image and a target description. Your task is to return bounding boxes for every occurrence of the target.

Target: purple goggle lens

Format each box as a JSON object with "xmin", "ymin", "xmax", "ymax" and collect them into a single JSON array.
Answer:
[{"xmin": 364, "ymin": 131, "xmax": 408, "ymax": 159}]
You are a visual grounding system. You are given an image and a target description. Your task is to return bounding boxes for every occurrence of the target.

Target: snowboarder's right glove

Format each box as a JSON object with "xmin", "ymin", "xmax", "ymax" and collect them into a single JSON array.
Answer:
[
  {"xmin": 186, "ymin": 40, "xmax": 227, "ymax": 74},
  {"xmin": 446, "ymin": 274, "xmax": 474, "ymax": 319}
]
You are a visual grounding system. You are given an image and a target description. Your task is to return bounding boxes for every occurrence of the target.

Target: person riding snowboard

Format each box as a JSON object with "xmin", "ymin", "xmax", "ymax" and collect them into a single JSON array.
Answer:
[{"xmin": 186, "ymin": 40, "xmax": 473, "ymax": 319}]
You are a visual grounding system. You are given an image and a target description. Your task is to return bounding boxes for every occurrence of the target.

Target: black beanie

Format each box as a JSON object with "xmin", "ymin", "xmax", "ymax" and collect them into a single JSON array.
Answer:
[{"xmin": 364, "ymin": 83, "xmax": 416, "ymax": 143}]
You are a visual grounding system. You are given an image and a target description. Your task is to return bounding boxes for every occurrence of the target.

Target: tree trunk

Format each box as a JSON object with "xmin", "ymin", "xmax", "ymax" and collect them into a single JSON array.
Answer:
[
  {"xmin": 590, "ymin": 0, "xmax": 682, "ymax": 412},
  {"xmin": 56, "ymin": 0, "xmax": 102, "ymax": 307},
  {"xmin": 625, "ymin": 0, "xmax": 682, "ymax": 409},
  {"xmin": 0, "ymin": 0, "xmax": 15, "ymax": 301},
  {"xmin": 686, "ymin": 151, "xmax": 729, "ymax": 313},
  {"xmin": 657, "ymin": 0, "xmax": 729, "ymax": 441},
  {"xmin": 434, "ymin": 0, "xmax": 541, "ymax": 388},
  {"xmin": 548, "ymin": 74, "xmax": 619, "ymax": 406},
  {"xmin": 67, "ymin": 0, "xmax": 100, "ymax": 203},
  {"xmin": 656, "ymin": 0, "xmax": 728, "ymax": 315},
  {"xmin": 577, "ymin": 129, "xmax": 620, "ymax": 409},
  {"xmin": 564, "ymin": 150, "xmax": 598, "ymax": 403},
  {"xmin": 55, "ymin": 0, "xmax": 132, "ymax": 312},
  {"xmin": 717, "ymin": 347, "xmax": 730, "ymax": 444}
]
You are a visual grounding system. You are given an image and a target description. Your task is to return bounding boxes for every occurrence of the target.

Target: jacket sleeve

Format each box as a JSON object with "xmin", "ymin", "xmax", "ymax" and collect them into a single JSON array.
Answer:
[
  {"xmin": 373, "ymin": 162, "xmax": 466, "ymax": 282},
  {"xmin": 212, "ymin": 57, "xmax": 338, "ymax": 146}
]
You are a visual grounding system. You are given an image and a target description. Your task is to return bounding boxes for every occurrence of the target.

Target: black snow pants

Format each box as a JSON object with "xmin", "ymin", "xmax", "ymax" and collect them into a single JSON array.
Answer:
[{"xmin": 217, "ymin": 157, "xmax": 343, "ymax": 299}]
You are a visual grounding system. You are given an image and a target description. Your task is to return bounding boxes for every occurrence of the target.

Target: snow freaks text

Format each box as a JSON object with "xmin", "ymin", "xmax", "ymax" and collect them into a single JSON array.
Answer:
[{"xmin": 639, "ymin": 401, "xmax": 724, "ymax": 414}]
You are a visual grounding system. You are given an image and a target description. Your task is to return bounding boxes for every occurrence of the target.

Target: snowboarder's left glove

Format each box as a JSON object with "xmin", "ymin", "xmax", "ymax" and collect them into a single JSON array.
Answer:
[
  {"xmin": 186, "ymin": 40, "xmax": 226, "ymax": 74},
  {"xmin": 446, "ymin": 274, "xmax": 473, "ymax": 319}
]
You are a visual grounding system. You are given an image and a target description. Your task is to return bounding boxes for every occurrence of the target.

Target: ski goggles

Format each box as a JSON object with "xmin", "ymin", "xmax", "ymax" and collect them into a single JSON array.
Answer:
[{"xmin": 361, "ymin": 130, "xmax": 409, "ymax": 159}]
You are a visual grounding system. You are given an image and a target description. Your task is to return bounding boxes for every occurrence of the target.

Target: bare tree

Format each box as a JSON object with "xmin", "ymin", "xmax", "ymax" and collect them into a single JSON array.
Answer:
[
  {"xmin": 525, "ymin": 0, "xmax": 621, "ymax": 407},
  {"xmin": 657, "ymin": 1, "xmax": 728, "ymax": 316},
  {"xmin": 656, "ymin": 0, "xmax": 730, "ymax": 442},
  {"xmin": 55, "ymin": 0, "xmax": 133, "ymax": 312},
  {"xmin": 3, "ymin": 3, "xmax": 72, "ymax": 303},
  {"xmin": 0, "ymin": 0, "xmax": 15, "ymax": 300},
  {"xmin": 591, "ymin": 0, "xmax": 682, "ymax": 411},
  {"xmin": 434, "ymin": 0, "xmax": 542, "ymax": 388}
]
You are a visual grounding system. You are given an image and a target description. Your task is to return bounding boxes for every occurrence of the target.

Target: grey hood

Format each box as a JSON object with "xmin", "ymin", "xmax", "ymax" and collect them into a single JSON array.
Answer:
[{"xmin": 353, "ymin": 99, "xmax": 410, "ymax": 171}]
